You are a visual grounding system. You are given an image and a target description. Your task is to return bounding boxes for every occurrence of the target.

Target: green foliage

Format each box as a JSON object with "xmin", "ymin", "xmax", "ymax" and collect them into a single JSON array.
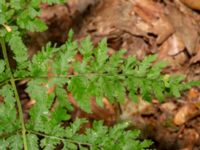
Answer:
[
  {"xmin": 0, "ymin": 85, "xmax": 21, "ymax": 135},
  {"xmin": 0, "ymin": 33, "xmax": 196, "ymax": 149},
  {"xmin": 27, "ymin": 134, "xmax": 39, "ymax": 150},
  {"xmin": 0, "ymin": 0, "xmax": 66, "ymax": 76},
  {"xmin": 7, "ymin": 134, "xmax": 23, "ymax": 150},
  {"xmin": 0, "ymin": 0, "xmax": 198, "ymax": 150},
  {"xmin": 70, "ymin": 121, "xmax": 152, "ymax": 150}
]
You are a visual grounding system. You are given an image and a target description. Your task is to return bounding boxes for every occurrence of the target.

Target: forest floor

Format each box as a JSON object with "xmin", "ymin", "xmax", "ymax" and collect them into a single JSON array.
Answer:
[{"xmin": 24, "ymin": 0, "xmax": 200, "ymax": 149}]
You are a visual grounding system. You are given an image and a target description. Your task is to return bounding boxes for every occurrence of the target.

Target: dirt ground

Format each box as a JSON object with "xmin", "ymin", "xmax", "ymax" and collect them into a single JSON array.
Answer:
[{"xmin": 24, "ymin": 0, "xmax": 200, "ymax": 149}]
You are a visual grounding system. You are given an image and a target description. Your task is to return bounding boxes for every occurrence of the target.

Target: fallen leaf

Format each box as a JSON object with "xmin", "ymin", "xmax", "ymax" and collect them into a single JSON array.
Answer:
[
  {"xmin": 160, "ymin": 102, "xmax": 177, "ymax": 113},
  {"xmin": 174, "ymin": 103, "xmax": 199, "ymax": 125},
  {"xmin": 187, "ymin": 88, "xmax": 199, "ymax": 101},
  {"xmin": 133, "ymin": 0, "xmax": 174, "ymax": 44},
  {"xmin": 68, "ymin": 93, "xmax": 116, "ymax": 125},
  {"xmin": 180, "ymin": 128, "xmax": 199, "ymax": 150},
  {"xmin": 68, "ymin": 0, "xmax": 100, "ymax": 14},
  {"xmin": 120, "ymin": 97, "xmax": 155, "ymax": 121},
  {"xmin": 166, "ymin": 4, "xmax": 199, "ymax": 55},
  {"xmin": 180, "ymin": 0, "xmax": 200, "ymax": 10},
  {"xmin": 190, "ymin": 42, "xmax": 200, "ymax": 64},
  {"xmin": 167, "ymin": 33, "xmax": 185, "ymax": 56}
]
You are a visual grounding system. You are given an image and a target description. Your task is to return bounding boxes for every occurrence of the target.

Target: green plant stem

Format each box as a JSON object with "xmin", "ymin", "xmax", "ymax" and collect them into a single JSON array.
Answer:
[
  {"xmin": 0, "ymin": 37, "xmax": 28, "ymax": 150},
  {"xmin": 28, "ymin": 130, "xmax": 92, "ymax": 147},
  {"xmin": 0, "ymin": 73, "xmax": 163, "ymax": 87},
  {"xmin": 0, "ymin": 77, "xmax": 31, "ymax": 87}
]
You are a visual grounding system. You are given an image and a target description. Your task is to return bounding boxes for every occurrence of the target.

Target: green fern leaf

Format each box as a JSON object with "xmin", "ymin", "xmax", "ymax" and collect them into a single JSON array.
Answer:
[
  {"xmin": 27, "ymin": 134, "xmax": 39, "ymax": 150},
  {"xmin": 94, "ymin": 38, "xmax": 108, "ymax": 70},
  {"xmin": 0, "ymin": 59, "xmax": 5, "ymax": 74},
  {"xmin": 63, "ymin": 142, "xmax": 78, "ymax": 150},
  {"xmin": 137, "ymin": 54, "xmax": 157, "ymax": 76},
  {"xmin": 68, "ymin": 76, "xmax": 91, "ymax": 112},
  {"xmin": 0, "ymin": 85, "xmax": 20, "ymax": 134},
  {"xmin": 7, "ymin": 134, "xmax": 23, "ymax": 150},
  {"xmin": 40, "ymin": 138, "xmax": 61, "ymax": 150},
  {"xmin": 0, "ymin": 139, "xmax": 9, "ymax": 149},
  {"xmin": 6, "ymin": 31, "xmax": 28, "ymax": 64}
]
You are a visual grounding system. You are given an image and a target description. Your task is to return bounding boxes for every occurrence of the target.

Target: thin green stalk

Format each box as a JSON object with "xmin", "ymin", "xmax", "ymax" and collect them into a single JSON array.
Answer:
[
  {"xmin": 0, "ymin": 37, "xmax": 28, "ymax": 150},
  {"xmin": 28, "ymin": 130, "xmax": 92, "ymax": 147}
]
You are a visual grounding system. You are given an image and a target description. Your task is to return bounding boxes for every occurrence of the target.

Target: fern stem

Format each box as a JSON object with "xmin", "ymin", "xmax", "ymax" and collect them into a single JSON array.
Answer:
[
  {"xmin": 0, "ymin": 37, "xmax": 28, "ymax": 150},
  {"xmin": 28, "ymin": 130, "xmax": 93, "ymax": 147}
]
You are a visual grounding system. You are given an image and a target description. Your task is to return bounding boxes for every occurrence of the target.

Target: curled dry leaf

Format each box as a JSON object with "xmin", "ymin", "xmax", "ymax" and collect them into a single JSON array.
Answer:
[
  {"xmin": 180, "ymin": 0, "xmax": 200, "ymax": 10},
  {"xmin": 90, "ymin": 97, "xmax": 116, "ymax": 124},
  {"xmin": 158, "ymin": 33, "xmax": 188, "ymax": 69},
  {"xmin": 166, "ymin": 4, "xmax": 199, "ymax": 55},
  {"xmin": 133, "ymin": 0, "xmax": 174, "ymax": 44},
  {"xmin": 167, "ymin": 33, "xmax": 185, "ymax": 56},
  {"xmin": 68, "ymin": 93, "xmax": 116, "ymax": 125},
  {"xmin": 174, "ymin": 103, "xmax": 200, "ymax": 125}
]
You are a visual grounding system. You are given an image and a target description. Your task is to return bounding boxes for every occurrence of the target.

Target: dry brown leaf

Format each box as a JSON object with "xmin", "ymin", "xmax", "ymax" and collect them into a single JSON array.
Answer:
[
  {"xmin": 180, "ymin": 0, "xmax": 200, "ymax": 10},
  {"xmin": 67, "ymin": 0, "xmax": 100, "ymax": 14},
  {"xmin": 167, "ymin": 33, "xmax": 185, "ymax": 56},
  {"xmin": 190, "ymin": 42, "xmax": 200, "ymax": 64},
  {"xmin": 174, "ymin": 103, "xmax": 199, "ymax": 125},
  {"xmin": 121, "ymin": 33, "xmax": 149, "ymax": 60},
  {"xmin": 174, "ymin": 52, "xmax": 188, "ymax": 65},
  {"xmin": 133, "ymin": 0, "xmax": 174, "ymax": 44},
  {"xmin": 180, "ymin": 128, "xmax": 199, "ymax": 150},
  {"xmin": 78, "ymin": 0, "xmax": 161, "ymax": 40},
  {"xmin": 166, "ymin": 4, "xmax": 199, "ymax": 55},
  {"xmin": 120, "ymin": 97, "xmax": 155, "ymax": 121},
  {"xmin": 160, "ymin": 102, "xmax": 177, "ymax": 113},
  {"xmin": 133, "ymin": 0, "xmax": 162, "ymax": 23},
  {"xmin": 187, "ymin": 88, "xmax": 199, "ymax": 101},
  {"xmin": 68, "ymin": 93, "xmax": 116, "ymax": 125},
  {"xmin": 157, "ymin": 32, "xmax": 188, "ymax": 69},
  {"xmin": 0, "ymin": 96, "xmax": 4, "ymax": 103}
]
